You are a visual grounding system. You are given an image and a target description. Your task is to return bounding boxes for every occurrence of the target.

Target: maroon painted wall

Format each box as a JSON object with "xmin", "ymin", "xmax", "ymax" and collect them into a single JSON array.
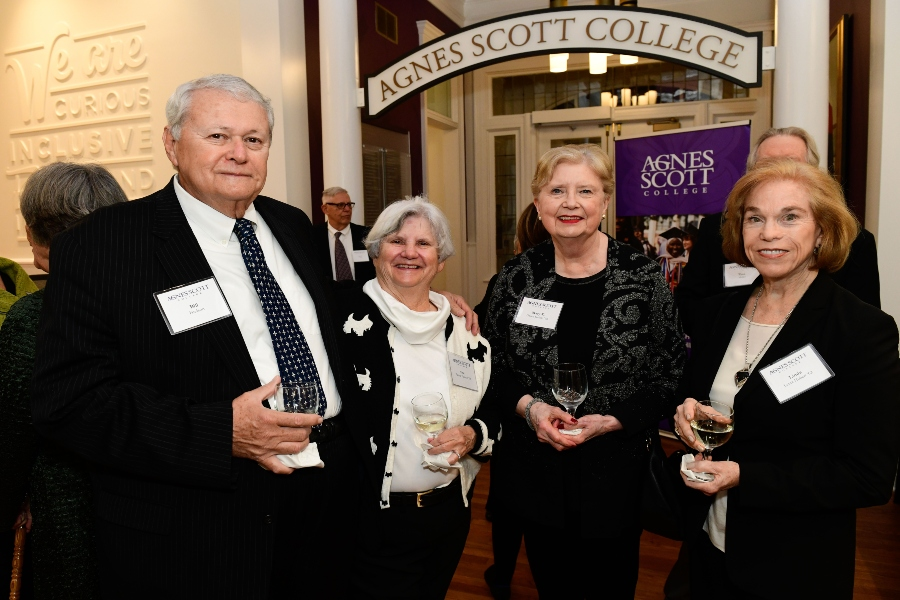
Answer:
[
  {"xmin": 303, "ymin": 0, "xmax": 460, "ymax": 224},
  {"xmin": 830, "ymin": 0, "xmax": 870, "ymax": 223}
]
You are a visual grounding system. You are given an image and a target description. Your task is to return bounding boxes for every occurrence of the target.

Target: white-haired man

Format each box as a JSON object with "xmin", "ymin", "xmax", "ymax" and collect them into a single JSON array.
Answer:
[
  {"xmin": 32, "ymin": 74, "xmax": 358, "ymax": 599},
  {"xmin": 313, "ymin": 186, "xmax": 375, "ymax": 284}
]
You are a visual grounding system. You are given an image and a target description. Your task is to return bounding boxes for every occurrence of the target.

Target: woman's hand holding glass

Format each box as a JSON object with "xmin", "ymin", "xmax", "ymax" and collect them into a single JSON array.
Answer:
[
  {"xmin": 674, "ymin": 398, "xmax": 740, "ymax": 493},
  {"xmin": 427, "ymin": 425, "xmax": 476, "ymax": 465},
  {"xmin": 412, "ymin": 392, "xmax": 474, "ymax": 465}
]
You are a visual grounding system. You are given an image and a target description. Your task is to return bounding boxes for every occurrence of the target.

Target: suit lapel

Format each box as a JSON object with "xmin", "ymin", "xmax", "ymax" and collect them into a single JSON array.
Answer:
[
  {"xmin": 735, "ymin": 273, "xmax": 832, "ymax": 403},
  {"xmin": 151, "ymin": 180, "xmax": 259, "ymax": 391}
]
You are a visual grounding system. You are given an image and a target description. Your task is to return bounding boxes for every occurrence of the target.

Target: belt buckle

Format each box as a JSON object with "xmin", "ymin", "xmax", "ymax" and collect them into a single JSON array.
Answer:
[{"xmin": 415, "ymin": 489, "xmax": 432, "ymax": 508}]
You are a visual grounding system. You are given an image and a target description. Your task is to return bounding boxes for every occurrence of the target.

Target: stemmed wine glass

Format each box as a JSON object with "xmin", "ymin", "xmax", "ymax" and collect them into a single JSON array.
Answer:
[
  {"xmin": 688, "ymin": 400, "xmax": 734, "ymax": 481},
  {"xmin": 689, "ymin": 400, "xmax": 735, "ymax": 459},
  {"xmin": 552, "ymin": 363, "xmax": 588, "ymax": 436},
  {"xmin": 411, "ymin": 392, "xmax": 448, "ymax": 441}
]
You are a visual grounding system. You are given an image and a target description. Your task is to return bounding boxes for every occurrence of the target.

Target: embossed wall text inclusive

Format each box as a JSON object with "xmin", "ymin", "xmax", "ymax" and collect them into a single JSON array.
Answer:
[{"xmin": 5, "ymin": 21, "xmax": 153, "ymax": 209}]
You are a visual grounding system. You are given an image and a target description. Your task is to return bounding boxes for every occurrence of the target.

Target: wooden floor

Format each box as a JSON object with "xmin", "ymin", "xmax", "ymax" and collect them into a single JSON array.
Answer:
[{"xmin": 448, "ymin": 438, "xmax": 900, "ymax": 599}]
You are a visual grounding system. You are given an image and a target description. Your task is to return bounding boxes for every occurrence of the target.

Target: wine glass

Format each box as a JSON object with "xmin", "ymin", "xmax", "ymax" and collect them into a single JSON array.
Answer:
[
  {"xmin": 552, "ymin": 363, "xmax": 588, "ymax": 436},
  {"xmin": 276, "ymin": 382, "xmax": 320, "ymax": 415},
  {"xmin": 688, "ymin": 400, "xmax": 735, "ymax": 481},
  {"xmin": 411, "ymin": 392, "xmax": 448, "ymax": 442}
]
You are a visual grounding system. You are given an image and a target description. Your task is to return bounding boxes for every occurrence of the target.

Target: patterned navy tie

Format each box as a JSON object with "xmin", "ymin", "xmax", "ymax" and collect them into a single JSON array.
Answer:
[
  {"xmin": 334, "ymin": 231, "xmax": 353, "ymax": 281},
  {"xmin": 233, "ymin": 218, "xmax": 326, "ymax": 417}
]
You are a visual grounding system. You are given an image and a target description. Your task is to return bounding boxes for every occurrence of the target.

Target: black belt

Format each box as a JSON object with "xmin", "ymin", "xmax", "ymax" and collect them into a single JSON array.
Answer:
[
  {"xmin": 389, "ymin": 476, "xmax": 462, "ymax": 508},
  {"xmin": 309, "ymin": 415, "xmax": 346, "ymax": 444}
]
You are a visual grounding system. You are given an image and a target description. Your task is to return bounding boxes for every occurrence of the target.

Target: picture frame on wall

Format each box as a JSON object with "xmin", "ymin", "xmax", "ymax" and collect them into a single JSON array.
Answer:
[{"xmin": 829, "ymin": 15, "xmax": 852, "ymax": 188}]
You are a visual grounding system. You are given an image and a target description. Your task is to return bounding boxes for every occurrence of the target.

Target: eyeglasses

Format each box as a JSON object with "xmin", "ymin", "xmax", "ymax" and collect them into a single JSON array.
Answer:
[{"xmin": 324, "ymin": 202, "xmax": 355, "ymax": 210}]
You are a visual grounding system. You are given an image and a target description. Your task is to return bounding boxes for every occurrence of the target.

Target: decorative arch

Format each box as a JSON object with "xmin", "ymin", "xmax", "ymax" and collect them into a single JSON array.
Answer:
[{"xmin": 364, "ymin": 6, "xmax": 762, "ymax": 117}]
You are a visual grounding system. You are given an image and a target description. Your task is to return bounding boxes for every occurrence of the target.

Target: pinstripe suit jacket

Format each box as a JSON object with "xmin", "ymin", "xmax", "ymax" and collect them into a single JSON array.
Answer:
[{"xmin": 31, "ymin": 178, "xmax": 351, "ymax": 598}]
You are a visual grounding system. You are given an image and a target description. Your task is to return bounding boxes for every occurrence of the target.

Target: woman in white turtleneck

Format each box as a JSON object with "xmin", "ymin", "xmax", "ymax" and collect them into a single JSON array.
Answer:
[{"xmin": 337, "ymin": 196, "xmax": 497, "ymax": 600}]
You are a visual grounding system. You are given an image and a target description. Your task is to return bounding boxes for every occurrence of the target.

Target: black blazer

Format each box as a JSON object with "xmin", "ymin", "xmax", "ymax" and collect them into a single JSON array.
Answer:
[
  {"xmin": 680, "ymin": 273, "xmax": 900, "ymax": 599},
  {"xmin": 675, "ymin": 213, "xmax": 881, "ymax": 335},
  {"xmin": 312, "ymin": 221, "xmax": 376, "ymax": 285},
  {"xmin": 31, "ymin": 178, "xmax": 354, "ymax": 598}
]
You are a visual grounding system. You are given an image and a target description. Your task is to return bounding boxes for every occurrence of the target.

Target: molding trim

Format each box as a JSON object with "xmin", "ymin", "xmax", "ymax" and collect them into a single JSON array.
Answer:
[{"xmin": 427, "ymin": 0, "xmax": 465, "ymax": 27}]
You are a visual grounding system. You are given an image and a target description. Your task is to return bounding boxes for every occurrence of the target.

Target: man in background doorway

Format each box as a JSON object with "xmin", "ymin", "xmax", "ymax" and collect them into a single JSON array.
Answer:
[{"xmin": 314, "ymin": 187, "xmax": 375, "ymax": 285}]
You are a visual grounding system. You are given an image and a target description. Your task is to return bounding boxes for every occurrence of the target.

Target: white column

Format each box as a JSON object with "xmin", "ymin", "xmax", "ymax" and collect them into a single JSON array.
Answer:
[
  {"xmin": 240, "ymin": 0, "xmax": 288, "ymax": 204},
  {"xmin": 773, "ymin": 0, "xmax": 829, "ymax": 166},
  {"xmin": 867, "ymin": 0, "xmax": 900, "ymax": 323},
  {"xmin": 319, "ymin": 0, "xmax": 365, "ymax": 223}
]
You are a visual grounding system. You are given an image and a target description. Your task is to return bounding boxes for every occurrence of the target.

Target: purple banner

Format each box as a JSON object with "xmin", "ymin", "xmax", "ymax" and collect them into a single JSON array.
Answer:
[{"xmin": 614, "ymin": 123, "xmax": 751, "ymax": 217}]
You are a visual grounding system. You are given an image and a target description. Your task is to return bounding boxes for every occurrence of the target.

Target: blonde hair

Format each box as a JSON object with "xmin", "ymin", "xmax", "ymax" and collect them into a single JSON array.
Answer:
[
  {"xmin": 531, "ymin": 144, "xmax": 614, "ymax": 199},
  {"xmin": 721, "ymin": 159, "xmax": 858, "ymax": 273}
]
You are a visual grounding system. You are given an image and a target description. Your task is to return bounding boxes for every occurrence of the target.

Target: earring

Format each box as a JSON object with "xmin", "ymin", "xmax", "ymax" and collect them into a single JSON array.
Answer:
[
  {"xmin": 537, "ymin": 214, "xmax": 542, "ymax": 221},
  {"xmin": 813, "ymin": 246, "xmax": 820, "ymax": 257}
]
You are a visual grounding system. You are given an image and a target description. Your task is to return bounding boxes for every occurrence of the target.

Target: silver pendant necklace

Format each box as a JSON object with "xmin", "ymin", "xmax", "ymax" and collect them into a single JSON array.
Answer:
[{"xmin": 734, "ymin": 286, "xmax": 796, "ymax": 389}]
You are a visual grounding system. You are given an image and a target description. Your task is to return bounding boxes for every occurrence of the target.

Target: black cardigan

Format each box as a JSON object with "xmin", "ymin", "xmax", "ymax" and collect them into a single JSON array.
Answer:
[{"xmin": 482, "ymin": 237, "xmax": 685, "ymax": 536}]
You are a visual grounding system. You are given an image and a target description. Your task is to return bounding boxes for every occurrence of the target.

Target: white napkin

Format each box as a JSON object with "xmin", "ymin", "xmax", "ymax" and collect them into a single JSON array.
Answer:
[
  {"xmin": 420, "ymin": 443, "xmax": 462, "ymax": 472},
  {"xmin": 276, "ymin": 442, "xmax": 325, "ymax": 469},
  {"xmin": 681, "ymin": 454, "xmax": 713, "ymax": 482}
]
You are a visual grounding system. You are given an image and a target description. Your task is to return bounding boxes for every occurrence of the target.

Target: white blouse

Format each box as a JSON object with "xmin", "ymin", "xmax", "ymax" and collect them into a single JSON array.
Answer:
[{"xmin": 704, "ymin": 315, "xmax": 783, "ymax": 552}]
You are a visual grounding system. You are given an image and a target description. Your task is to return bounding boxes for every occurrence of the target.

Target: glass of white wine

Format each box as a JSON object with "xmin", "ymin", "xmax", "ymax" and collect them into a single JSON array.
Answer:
[
  {"xmin": 411, "ymin": 392, "xmax": 448, "ymax": 441},
  {"xmin": 690, "ymin": 400, "xmax": 735, "ymax": 461},
  {"xmin": 553, "ymin": 363, "xmax": 588, "ymax": 436}
]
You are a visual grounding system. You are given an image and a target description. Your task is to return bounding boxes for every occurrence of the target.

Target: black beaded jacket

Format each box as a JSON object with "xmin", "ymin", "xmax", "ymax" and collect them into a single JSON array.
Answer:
[{"xmin": 483, "ymin": 237, "xmax": 685, "ymax": 534}]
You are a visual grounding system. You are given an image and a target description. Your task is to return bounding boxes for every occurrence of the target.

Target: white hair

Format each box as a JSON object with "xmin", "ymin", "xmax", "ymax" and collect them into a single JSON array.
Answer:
[
  {"xmin": 165, "ymin": 74, "xmax": 274, "ymax": 140},
  {"xmin": 365, "ymin": 195, "xmax": 455, "ymax": 262}
]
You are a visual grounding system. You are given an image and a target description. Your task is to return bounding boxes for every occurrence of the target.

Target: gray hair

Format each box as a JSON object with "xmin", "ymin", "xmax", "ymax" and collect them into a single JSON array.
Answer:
[
  {"xmin": 20, "ymin": 162, "xmax": 128, "ymax": 246},
  {"xmin": 322, "ymin": 186, "xmax": 349, "ymax": 203},
  {"xmin": 748, "ymin": 126, "xmax": 820, "ymax": 170},
  {"xmin": 365, "ymin": 195, "xmax": 455, "ymax": 262},
  {"xmin": 165, "ymin": 74, "xmax": 274, "ymax": 141}
]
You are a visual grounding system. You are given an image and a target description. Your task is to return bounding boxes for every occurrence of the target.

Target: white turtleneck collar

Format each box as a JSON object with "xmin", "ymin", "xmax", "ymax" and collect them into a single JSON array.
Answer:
[{"xmin": 362, "ymin": 278, "xmax": 451, "ymax": 344}]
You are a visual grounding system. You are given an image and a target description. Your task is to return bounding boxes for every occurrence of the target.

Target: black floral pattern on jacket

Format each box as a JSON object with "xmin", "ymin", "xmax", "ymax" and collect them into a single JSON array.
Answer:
[{"xmin": 483, "ymin": 237, "xmax": 685, "ymax": 532}]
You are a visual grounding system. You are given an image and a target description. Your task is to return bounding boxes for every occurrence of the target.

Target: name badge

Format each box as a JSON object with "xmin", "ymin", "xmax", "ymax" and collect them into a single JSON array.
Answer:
[
  {"xmin": 153, "ymin": 277, "xmax": 233, "ymax": 335},
  {"xmin": 448, "ymin": 352, "xmax": 479, "ymax": 391},
  {"xmin": 514, "ymin": 297, "xmax": 564, "ymax": 329},
  {"xmin": 723, "ymin": 263, "xmax": 759, "ymax": 288},
  {"xmin": 759, "ymin": 344, "xmax": 835, "ymax": 403},
  {"xmin": 353, "ymin": 250, "xmax": 370, "ymax": 262}
]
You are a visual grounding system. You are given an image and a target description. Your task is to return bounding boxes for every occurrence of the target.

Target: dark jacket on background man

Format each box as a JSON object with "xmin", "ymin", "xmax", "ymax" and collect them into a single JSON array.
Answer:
[{"xmin": 313, "ymin": 221, "xmax": 376, "ymax": 285}]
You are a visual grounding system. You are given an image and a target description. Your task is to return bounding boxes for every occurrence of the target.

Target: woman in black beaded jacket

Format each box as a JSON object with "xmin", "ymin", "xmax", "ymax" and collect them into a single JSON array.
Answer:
[{"xmin": 482, "ymin": 144, "xmax": 685, "ymax": 599}]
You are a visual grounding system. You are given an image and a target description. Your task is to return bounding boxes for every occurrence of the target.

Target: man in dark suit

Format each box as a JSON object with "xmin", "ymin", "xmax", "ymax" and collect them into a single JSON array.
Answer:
[
  {"xmin": 675, "ymin": 126, "xmax": 881, "ymax": 337},
  {"xmin": 313, "ymin": 186, "xmax": 376, "ymax": 285},
  {"xmin": 31, "ymin": 75, "xmax": 358, "ymax": 599}
]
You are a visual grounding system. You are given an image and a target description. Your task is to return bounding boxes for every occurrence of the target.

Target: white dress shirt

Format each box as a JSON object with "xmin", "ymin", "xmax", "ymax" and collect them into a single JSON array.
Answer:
[
  {"xmin": 174, "ymin": 176, "xmax": 342, "ymax": 419},
  {"xmin": 326, "ymin": 221, "xmax": 356, "ymax": 280}
]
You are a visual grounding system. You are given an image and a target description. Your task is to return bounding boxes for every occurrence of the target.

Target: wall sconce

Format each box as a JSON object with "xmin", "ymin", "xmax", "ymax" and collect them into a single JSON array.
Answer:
[
  {"xmin": 549, "ymin": 53, "xmax": 569, "ymax": 73},
  {"xmin": 589, "ymin": 53, "xmax": 610, "ymax": 74},
  {"xmin": 620, "ymin": 55, "xmax": 639, "ymax": 65}
]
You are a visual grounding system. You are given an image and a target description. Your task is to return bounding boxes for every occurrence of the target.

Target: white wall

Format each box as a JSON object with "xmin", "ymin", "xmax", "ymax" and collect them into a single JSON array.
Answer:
[
  {"xmin": 866, "ymin": 0, "xmax": 900, "ymax": 323},
  {"xmin": 0, "ymin": 0, "xmax": 310, "ymax": 272}
]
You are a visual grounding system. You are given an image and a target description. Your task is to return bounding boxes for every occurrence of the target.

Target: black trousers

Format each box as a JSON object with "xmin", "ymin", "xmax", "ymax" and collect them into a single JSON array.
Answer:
[
  {"xmin": 269, "ymin": 432, "xmax": 359, "ymax": 600},
  {"xmin": 522, "ymin": 521, "xmax": 642, "ymax": 600},
  {"xmin": 351, "ymin": 483, "xmax": 472, "ymax": 600},
  {"xmin": 689, "ymin": 532, "xmax": 770, "ymax": 600}
]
